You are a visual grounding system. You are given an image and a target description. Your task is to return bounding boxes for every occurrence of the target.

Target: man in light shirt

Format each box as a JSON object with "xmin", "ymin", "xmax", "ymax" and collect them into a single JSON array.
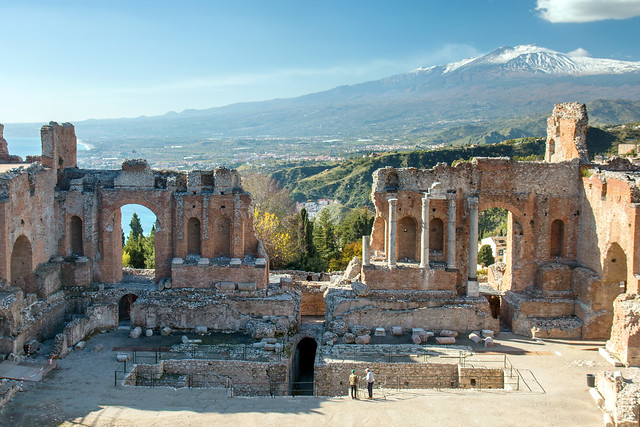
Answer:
[{"xmin": 363, "ymin": 368, "xmax": 375, "ymax": 399}]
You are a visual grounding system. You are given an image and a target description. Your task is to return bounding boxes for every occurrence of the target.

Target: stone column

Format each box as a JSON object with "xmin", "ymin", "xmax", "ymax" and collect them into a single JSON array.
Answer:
[
  {"xmin": 362, "ymin": 235, "xmax": 370, "ymax": 266},
  {"xmin": 388, "ymin": 198, "xmax": 398, "ymax": 268},
  {"xmin": 467, "ymin": 196, "xmax": 480, "ymax": 297},
  {"xmin": 419, "ymin": 194, "xmax": 430, "ymax": 268},
  {"xmin": 447, "ymin": 195, "xmax": 457, "ymax": 270}
]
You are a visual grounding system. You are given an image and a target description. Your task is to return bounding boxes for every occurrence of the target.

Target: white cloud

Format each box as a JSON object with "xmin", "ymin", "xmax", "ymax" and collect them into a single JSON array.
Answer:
[
  {"xmin": 567, "ymin": 47, "xmax": 590, "ymax": 57},
  {"xmin": 536, "ymin": 0, "xmax": 640, "ymax": 23}
]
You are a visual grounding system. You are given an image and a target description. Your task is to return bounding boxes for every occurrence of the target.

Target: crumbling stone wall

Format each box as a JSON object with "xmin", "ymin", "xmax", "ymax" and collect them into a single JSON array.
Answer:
[
  {"xmin": 606, "ymin": 294, "xmax": 640, "ymax": 367},
  {"xmin": 62, "ymin": 303, "xmax": 118, "ymax": 347},
  {"xmin": 544, "ymin": 102, "xmax": 589, "ymax": 164}
]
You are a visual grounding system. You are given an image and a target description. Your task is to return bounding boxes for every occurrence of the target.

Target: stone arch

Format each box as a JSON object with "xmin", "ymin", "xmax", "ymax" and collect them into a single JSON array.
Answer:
[
  {"xmin": 11, "ymin": 235, "xmax": 34, "ymax": 293},
  {"xmin": 603, "ymin": 243, "xmax": 628, "ymax": 288},
  {"xmin": 550, "ymin": 219, "xmax": 564, "ymax": 258},
  {"xmin": 290, "ymin": 337, "xmax": 317, "ymax": 396},
  {"xmin": 187, "ymin": 217, "xmax": 201, "ymax": 256},
  {"xmin": 69, "ymin": 215, "xmax": 84, "ymax": 256},
  {"xmin": 429, "ymin": 218, "xmax": 444, "ymax": 254},
  {"xmin": 213, "ymin": 216, "xmax": 231, "ymax": 257}
]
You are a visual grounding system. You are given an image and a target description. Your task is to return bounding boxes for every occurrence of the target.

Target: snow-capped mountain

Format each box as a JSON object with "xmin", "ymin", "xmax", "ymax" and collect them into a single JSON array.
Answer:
[{"xmin": 412, "ymin": 45, "xmax": 640, "ymax": 77}]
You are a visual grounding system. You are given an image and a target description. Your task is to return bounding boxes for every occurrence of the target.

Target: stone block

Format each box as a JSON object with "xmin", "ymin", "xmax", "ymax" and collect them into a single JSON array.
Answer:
[
  {"xmin": 323, "ymin": 331, "xmax": 338, "ymax": 346},
  {"xmin": 161, "ymin": 326, "xmax": 172, "ymax": 336},
  {"xmin": 469, "ymin": 333, "xmax": 482, "ymax": 343},
  {"xmin": 75, "ymin": 341, "xmax": 87, "ymax": 350},
  {"xmin": 440, "ymin": 330, "xmax": 458, "ymax": 338},
  {"xmin": 343, "ymin": 333, "xmax": 356, "ymax": 344},
  {"xmin": 116, "ymin": 353, "xmax": 130, "ymax": 362},
  {"xmin": 237, "ymin": 282, "xmax": 257, "ymax": 291},
  {"xmin": 435, "ymin": 337, "xmax": 456, "ymax": 345},
  {"xmin": 535, "ymin": 263, "xmax": 572, "ymax": 294},
  {"xmin": 255, "ymin": 258, "xmax": 267, "ymax": 268},
  {"xmin": 129, "ymin": 327, "xmax": 142, "ymax": 339},
  {"xmin": 198, "ymin": 258, "xmax": 210, "ymax": 267},
  {"xmin": 351, "ymin": 281, "xmax": 371, "ymax": 297},
  {"xmin": 145, "ymin": 329, "xmax": 153, "ymax": 337},
  {"xmin": 261, "ymin": 337, "xmax": 277, "ymax": 344},
  {"xmin": 217, "ymin": 281, "xmax": 236, "ymax": 291},
  {"xmin": 343, "ymin": 256, "xmax": 362, "ymax": 282},
  {"xmin": 392, "ymin": 326, "xmax": 403, "ymax": 336},
  {"xmin": 355, "ymin": 335, "xmax": 371, "ymax": 344},
  {"xmin": 374, "ymin": 327, "xmax": 386, "ymax": 336},
  {"xmin": 172, "ymin": 258, "xmax": 184, "ymax": 265},
  {"xmin": 264, "ymin": 344, "xmax": 276, "ymax": 351},
  {"xmin": 481, "ymin": 330, "xmax": 494, "ymax": 338},
  {"xmin": 412, "ymin": 334, "xmax": 422, "ymax": 344},
  {"xmin": 484, "ymin": 337, "xmax": 495, "ymax": 347},
  {"xmin": 182, "ymin": 335, "xmax": 189, "ymax": 344},
  {"xmin": 195, "ymin": 325, "xmax": 207, "ymax": 334},
  {"xmin": 230, "ymin": 258, "xmax": 242, "ymax": 268}
]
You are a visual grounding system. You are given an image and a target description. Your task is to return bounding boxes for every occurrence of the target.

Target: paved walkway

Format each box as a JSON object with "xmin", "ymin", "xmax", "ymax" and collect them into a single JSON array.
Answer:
[{"xmin": 1, "ymin": 330, "xmax": 608, "ymax": 426}]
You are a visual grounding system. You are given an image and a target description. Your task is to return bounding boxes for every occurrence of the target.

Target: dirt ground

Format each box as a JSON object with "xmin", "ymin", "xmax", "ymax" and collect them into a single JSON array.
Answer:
[{"xmin": 0, "ymin": 329, "xmax": 609, "ymax": 426}]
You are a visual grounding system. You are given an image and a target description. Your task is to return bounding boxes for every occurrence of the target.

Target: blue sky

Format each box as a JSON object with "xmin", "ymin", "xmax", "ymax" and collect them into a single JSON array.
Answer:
[{"xmin": 1, "ymin": 0, "xmax": 640, "ymax": 123}]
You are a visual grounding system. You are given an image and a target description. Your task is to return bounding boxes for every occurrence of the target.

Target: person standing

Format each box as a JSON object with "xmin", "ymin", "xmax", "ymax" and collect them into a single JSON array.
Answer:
[
  {"xmin": 364, "ymin": 368, "xmax": 375, "ymax": 399},
  {"xmin": 349, "ymin": 369, "xmax": 358, "ymax": 399}
]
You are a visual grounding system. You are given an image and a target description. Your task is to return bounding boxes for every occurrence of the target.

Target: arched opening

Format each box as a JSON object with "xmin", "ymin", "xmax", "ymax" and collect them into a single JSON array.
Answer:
[
  {"xmin": 550, "ymin": 219, "xmax": 564, "ymax": 258},
  {"xmin": 429, "ymin": 218, "xmax": 444, "ymax": 259},
  {"xmin": 478, "ymin": 207, "xmax": 521, "ymax": 292},
  {"xmin": 385, "ymin": 172, "xmax": 399, "ymax": 191},
  {"xmin": 397, "ymin": 216, "xmax": 418, "ymax": 261},
  {"xmin": 120, "ymin": 204, "xmax": 158, "ymax": 279},
  {"xmin": 601, "ymin": 243, "xmax": 628, "ymax": 334},
  {"xmin": 213, "ymin": 217, "xmax": 231, "ymax": 257},
  {"xmin": 291, "ymin": 337, "xmax": 317, "ymax": 396},
  {"xmin": 11, "ymin": 235, "xmax": 33, "ymax": 293},
  {"xmin": 69, "ymin": 215, "xmax": 84, "ymax": 256},
  {"xmin": 187, "ymin": 217, "xmax": 201, "ymax": 256},
  {"xmin": 119, "ymin": 293, "xmax": 138, "ymax": 322}
]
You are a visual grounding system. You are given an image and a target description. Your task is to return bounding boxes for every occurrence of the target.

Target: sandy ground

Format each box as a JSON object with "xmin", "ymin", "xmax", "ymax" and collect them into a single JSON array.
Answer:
[{"xmin": 0, "ymin": 329, "xmax": 610, "ymax": 427}]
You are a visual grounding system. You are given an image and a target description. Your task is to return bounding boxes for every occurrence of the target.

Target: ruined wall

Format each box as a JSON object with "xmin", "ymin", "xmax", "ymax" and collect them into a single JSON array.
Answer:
[
  {"xmin": 62, "ymin": 303, "xmax": 118, "ymax": 347},
  {"xmin": 325, "ymin": 288, "xmax": 498, "ymax": 332},
  {"xmin": 40, "ymin": 122, "xmax": 77, "ymax": 171},
  {"xmin": 171, "ymin": 260, "xmax": 268, "ymax": 290},
  {"xmin": 544, "ymin": 102, "xmax": 589, "ymax": 164},
  {"xmin": 368, "ymin": 158, "xmax": 581, "ymax": 294},
  {"xmin": 606, "ymin": 294, "xmax": 640, "ymax": 367}
]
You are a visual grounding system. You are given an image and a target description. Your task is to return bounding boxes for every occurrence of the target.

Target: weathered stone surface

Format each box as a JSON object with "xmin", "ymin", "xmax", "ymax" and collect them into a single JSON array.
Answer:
[
  {"xmin": 351, "ymin": 281, "xmax": 371, "ymax": 297},
  {"xmin": 343, "ymin": 257, "xmax": 362, "ymax": 282},
  {"xmin": 343, "ymin": 333, "xmax": 356, "ymax": 344},
  {"xmin": 129, "ymin": 327, "xmax": 142, "ymax": 339},
  {"xmin": 161, "ymin": 327, "xmax": 172, "ymax": 336},
  {"xmin": 75, "ymin": 340, "xmax": 87, "ymax": 350},
  {"xmin": 145, "ymin": 329, "xmax": 153, "ymax": 337},
  {"xmin": 181, "ymin": 335, "xmax": 189, "ymax": 344},
  {"xmin": 323, "ymin": 331, "xmax": 338, "ymax": 346},
  {"xmin": 481, "ymin": 330, "xmax": 494, "ymax": 338},
  {"xmin": 116, "ymin": 353, "xmax": 130, "ymax": 362},
  {"xmin": 374, "ymin": 327, "xmax": 386, "ymax": 336},
  {"xmin": 195, "ymin": 325, "xmax": 207, "ymax": 334},
  {"xmin": 484, "ymin": 337, "xmax": 495, "ymax": 347},
  {"xmin": 355, "ymin": 335, "xmax": 371, "ymax": 344},
  {"xmin": 330, "ymin": 321, "xmax": 349, "ymax": 336},
  {"xmin": 469, "ymin": 333, "xmax": 482, "ymax": 344},
  {"xmin": 435, "ymin": 337, "xmax": 456, "ymax": 345},
  {"xmin": 412, "ymin": 334, "xmax": 422, "ymax": 344},
  {"xmin": 440, "ymin": 330, "xmax": 458, "ymax": 338},
  {"xmin": 392, "ymin": 326, "xmax": 403, "ymax": 336}
]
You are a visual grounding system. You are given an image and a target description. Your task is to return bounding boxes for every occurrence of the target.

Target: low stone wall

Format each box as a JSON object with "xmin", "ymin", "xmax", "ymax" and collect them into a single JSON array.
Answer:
[
  {"xmin": 315, "ymin": 361, "xmax": 503, "ymax": 396},
  {"xmin": 63, "ymin": 303, "xmax": 118, "ymax": 347},
  {"xmin": 325, "ymin": 288, "xmax": 499, "ymax": 332},
  {"xmin": 172, "ymin": 262, "xmax": 268, "ymax": 290},
  {"xmin": 128, "ymin": 359, "xmax": 288, "ymax": 396},
  {"xmin": 362, "ymin": 264, "xmax": 457, "ymax": 292},
  {"xmin": 596, "ymin": 369, "xmax": 640, "ymax": 426},
  {"xmin": 130, "ymin": 290, "xmax": 300, "ymax": 333}
]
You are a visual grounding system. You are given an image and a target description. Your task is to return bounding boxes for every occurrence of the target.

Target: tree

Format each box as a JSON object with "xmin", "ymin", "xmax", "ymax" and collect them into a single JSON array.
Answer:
[
  {"xmin": 130, "ymin": 212, "xmax": 144, "ymax": 241},
  {"xmin": 254, "ymin": 207, "xmax": 297, "ymax": 269},
  {"xmin": 142, "ymin": 225, "xmax": 156, "ymax": 268},
  {"xmin": 336, "ymin": 207, "xmax": 374, "ymax": 247},
  {"xmin": 242, "ymin": 173, "xmax": 295, "ymax": 219},
  {"xmin": 478, "ymin": 244, "xmax": 495, "ymax": 267},
  {"xmin": 329, "ymin": 240, "xmax": 362, "ymax": 271},
  {"xmin": 123, "ymin": 231, "xmax": 146, "ymax": 268},
  {"xmin": 313, "ymin": 208, "xmax": 338, "ymax": 270}
]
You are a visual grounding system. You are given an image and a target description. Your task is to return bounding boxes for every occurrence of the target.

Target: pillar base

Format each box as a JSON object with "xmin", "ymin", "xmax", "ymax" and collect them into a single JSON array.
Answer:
[{"xmin": 467, "ymin": 280, "xmax": 479, "ymax": 297}]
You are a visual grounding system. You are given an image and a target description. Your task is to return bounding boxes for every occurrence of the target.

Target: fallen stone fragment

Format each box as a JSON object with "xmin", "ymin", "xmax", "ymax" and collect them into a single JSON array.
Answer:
[
  {"xmin": 129, "ymin": 327, "xmax": 142, "ymax": 339},
  {"xmin": 261, "ymin": 337, "xmax": 277, "ymax": 344},
  {"xmin": 116, "ymin": 353, "xmax": 130, "ymax": 362},
  {"xmin": 145, "ymin": 329, "xmax": 153, "ymax": 337},
  {"xmin": 182, "ymin": 335, "xmax": 189, "ymax": 344},
  {"xmin": 481, "ymin": 329, "xmax": 494, "ymax": 338},
  {"xmin": 355, "ymin": 335, "xmax": 371, "ymax": 344},
  {"xmin": 374, "ymin": 327, "xmax": 386, "ymax": 336},
  {"xmin": 392, "ymin": 326, "xmax": 403, "ymax": 336},
  {"xmin": 440, "ymin": 330, "xmax": 458, "ymax": 338},
  {"xmin": 435, "ymin": 337, "xmax": 456, "ymax": 345},
  {"xmin": 264, "ymin": 343, "xmax": 276, "ymax": 351},
  {"xmin": 93, "ymin": 344, "xmax": 104, "ymax": 352},
  {"xmin": 343, "ymin": 333, "xmax": 356, "ymax": 344},
  {"xmin": 468, "ymin": 333, "xmax": 482, "ymax": 344},
  {"xmin": 161, "ymin": 326, "xmax": 172, "ymax": 336},
  {"xmin": 484, "ymin": 337, "xmax": 495, "ymax": 347},
  {"xmin": 330, "ymin": 321, "xmax": 349, "ymax": 336},
  {"xmin": 412, "ymin": 334, "xmax": 422, "ymax": 344},
  {"xmin": 195, "ymin": 325, "xmax": 207, "ymax": 334}
]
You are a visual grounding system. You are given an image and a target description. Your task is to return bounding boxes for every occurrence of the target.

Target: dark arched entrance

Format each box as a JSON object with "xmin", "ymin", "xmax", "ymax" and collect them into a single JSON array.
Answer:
[
  {"xmin": 11, "ymin": 235, "xmax": 34, "ymax": 293},
  {"xmin": 119, "ymin": 293, "xmax": 139, "ymax": 321},
  {"xmin": 291, "ymin": 337, "xmax": 317, "ymax": 396}
]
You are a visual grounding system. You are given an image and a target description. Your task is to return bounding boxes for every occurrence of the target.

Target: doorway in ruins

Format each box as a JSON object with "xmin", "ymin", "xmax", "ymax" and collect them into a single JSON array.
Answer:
[
  {"xmin": 119, "ymin": 293, "xmax": 138, "ymax": 322},
  {"xmin": 601, "ymin": 243, "xmax": 628, "ymax": 331},
  {"xmin": 477, "ymin": 206, "xmax": 523, "ymax": 320},
  {"xmin": 291, "ymin": 337, "xmax": 317, "ymax": 396},
  {"xmin": 11, "ymin": 235, "xmax": 34, "ymax": 293},
  {"xmin": 120, "ymin": 204, "xmax": 158, "ymax": 282}
]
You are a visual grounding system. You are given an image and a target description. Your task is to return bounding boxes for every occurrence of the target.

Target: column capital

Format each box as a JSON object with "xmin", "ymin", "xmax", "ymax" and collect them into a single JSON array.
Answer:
[
  {"xmin": 387, "ymin": 197, "xmax": 398, "ymax": 204},
  {"xmin": 467, "ymin": 195, "xmax": 479, "ymax": 210}
]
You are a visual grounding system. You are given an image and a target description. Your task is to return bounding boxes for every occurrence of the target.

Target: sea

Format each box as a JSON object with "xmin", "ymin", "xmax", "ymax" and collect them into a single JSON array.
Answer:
[{"xmin": 3, "ymin": 136, "xmax": 90, "ymax": 159}]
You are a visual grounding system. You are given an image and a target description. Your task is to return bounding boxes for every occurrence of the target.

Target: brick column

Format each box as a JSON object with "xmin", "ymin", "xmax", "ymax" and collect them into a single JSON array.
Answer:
[
  {"xmin": 447, "ymin": 195, "xmax": 457, "ymax": 270},
  {"xmin": 419, "ymin": 193, "xmax": 430, "ymax": 268},
  {"xmin": 467, "ymin": 196, "xmax": 480, "ymax": 297},
  {"xmin": 388, "ymin": 198, "xmax": 398, "ymax": 269}
]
